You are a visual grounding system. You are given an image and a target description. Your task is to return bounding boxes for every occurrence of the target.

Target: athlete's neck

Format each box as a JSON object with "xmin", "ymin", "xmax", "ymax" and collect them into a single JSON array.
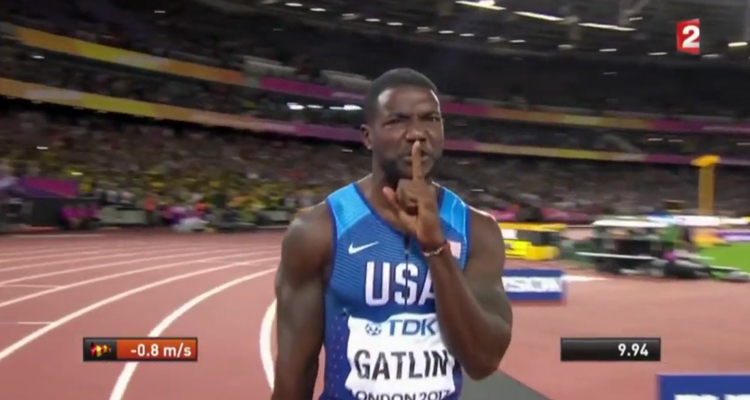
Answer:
[
  {"xmin": 359, "ymin": 172, "xmax": 436, "ymax": 213},
  {"xmin": 359, "ymin": 174, "xmax": 390, "ymax": 208},
  {"xmin": 356, "ymin": 174, "xmax": 410, "ymax": 235},
  {"xmin": 370, "ymin": 164, "xmax": 434, "ymax": 189}
]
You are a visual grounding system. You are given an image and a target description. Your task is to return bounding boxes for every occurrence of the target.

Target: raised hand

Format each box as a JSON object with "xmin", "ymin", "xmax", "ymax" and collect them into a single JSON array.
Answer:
[{"xmin": 382, "ymin": 141, "xmax": 445, "ymax": 251}]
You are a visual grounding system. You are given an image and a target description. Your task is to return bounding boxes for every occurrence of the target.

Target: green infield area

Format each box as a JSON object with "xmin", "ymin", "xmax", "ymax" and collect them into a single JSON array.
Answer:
[{"xmin": 700, "ymin": 244, "xmax": 750, "ymax": 272}]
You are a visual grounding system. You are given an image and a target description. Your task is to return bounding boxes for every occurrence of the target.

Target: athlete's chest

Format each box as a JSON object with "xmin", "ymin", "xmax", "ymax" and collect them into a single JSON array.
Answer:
[{"xmin": 328, "ymin": 217, "xmax": 466, "ymax": 314}]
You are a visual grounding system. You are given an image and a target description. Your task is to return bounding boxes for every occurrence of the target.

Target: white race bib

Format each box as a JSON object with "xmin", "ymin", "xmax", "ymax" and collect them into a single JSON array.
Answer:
[{"xmin": 345, "ymin": 313, "xmax": 457, "ymax": 400}]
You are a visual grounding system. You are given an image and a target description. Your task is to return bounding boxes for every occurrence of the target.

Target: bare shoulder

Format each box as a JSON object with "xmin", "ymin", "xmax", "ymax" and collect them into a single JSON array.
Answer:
[
  {"xmin": 464, "ymin": 208, "xmax": 511, "ymax": 323},
  {"xmin": 467, "ymin": 206, "xmax": 503, "ymax": 241},
  {"xmin": 465, "ymin": 206, "xmax": 506, "ymax": 275},
  {"xmin": 288, "ymin": 202, "xmax": 333, "ymax": 237},
  {"xmin": 280, "ymin": 202, "xmax": 333, "ymax": 278}
]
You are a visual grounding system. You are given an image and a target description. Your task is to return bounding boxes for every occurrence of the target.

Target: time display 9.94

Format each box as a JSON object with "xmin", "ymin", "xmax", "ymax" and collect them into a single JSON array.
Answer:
[{"xmin": 560, "ymin": 337, "xmax": 661, "ymax": 362}]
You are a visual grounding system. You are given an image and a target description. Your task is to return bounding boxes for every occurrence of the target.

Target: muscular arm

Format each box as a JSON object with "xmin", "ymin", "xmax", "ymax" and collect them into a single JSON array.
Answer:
[
  {"xmin": 271, "ymin": 205, "xmax": 331, "ymax": 400},
  {"xmin": 427, "ymin": 209, "xmax": 513, "ymax": 380}
]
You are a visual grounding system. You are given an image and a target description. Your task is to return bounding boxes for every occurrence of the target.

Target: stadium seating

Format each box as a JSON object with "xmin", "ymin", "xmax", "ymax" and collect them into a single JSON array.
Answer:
[{"xmin": 1, "ymin": 0, "xmax": 749, "ymax": 219}]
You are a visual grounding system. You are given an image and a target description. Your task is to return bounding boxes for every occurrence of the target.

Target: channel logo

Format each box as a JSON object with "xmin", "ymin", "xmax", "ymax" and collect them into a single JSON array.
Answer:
[
  {"xmin": 659, "ymin": 374, "xmax": 750, "ymax": 400},
  {"xmin": 502, "ymin": 268, "xmax": 565, "ymax": 303}
]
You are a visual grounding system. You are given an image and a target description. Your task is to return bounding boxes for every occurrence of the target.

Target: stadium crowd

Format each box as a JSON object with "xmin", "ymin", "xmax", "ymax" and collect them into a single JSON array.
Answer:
[
  {"xmin": 3, "ymin": 100, "xmax": 748, "ymax": 216},
  {"xmin": 6, "ymin": 0, "xmax": 750, "ymax": 116},
  {"xmin": 1, "ymin": 0, "xmax": 749, "ymax": 219}
]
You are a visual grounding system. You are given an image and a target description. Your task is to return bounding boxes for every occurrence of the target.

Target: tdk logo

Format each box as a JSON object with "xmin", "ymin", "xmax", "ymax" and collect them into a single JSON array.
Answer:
[
  {"xmin": 675, "ymin": 395, "xmax": 750, "ymax": 400},
  {"xmin": 503, "ymin": 277, "xmax": 563, "ymax": 293},
  {"xmin": 365, "ymin": 318, "xmax": 438, "ymax": 337},
  {"xmin": 386, "ymin": 317, "xmax": 438, "ymax": 336}
]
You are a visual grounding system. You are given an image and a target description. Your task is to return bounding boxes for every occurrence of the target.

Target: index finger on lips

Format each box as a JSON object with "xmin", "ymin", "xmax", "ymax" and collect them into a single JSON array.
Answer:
[{"xmin": 411, "ymin": 141, "xmax": 424, "ymax": 181}]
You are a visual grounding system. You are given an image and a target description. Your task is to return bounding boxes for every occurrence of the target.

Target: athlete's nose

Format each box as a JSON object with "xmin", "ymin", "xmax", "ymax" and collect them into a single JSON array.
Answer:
[
  {"xmin": 404, "ymin": 127, "xmax": 428, "ymax": 145},
  {"xmin": 404, "ymin": 139, "xmax": 429, "ymax": 158}
]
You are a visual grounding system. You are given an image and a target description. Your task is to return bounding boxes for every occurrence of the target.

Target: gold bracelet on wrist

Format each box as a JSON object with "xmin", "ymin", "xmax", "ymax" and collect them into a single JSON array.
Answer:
[{"xmin": 422, "ymin": 241, "xmax": 448, "ymax": 258}]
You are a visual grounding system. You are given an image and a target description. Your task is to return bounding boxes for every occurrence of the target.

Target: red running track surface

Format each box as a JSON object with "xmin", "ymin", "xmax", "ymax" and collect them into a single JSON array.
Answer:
[{"xmin": 0, "ymin": 232, "xmax": 747, "ymax": 400}]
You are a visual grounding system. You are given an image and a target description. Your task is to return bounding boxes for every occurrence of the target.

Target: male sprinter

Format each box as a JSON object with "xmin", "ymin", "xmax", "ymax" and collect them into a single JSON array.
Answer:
[{"xmin": 272, "ymin": 68, "xmax": 513, "ymax": 400}]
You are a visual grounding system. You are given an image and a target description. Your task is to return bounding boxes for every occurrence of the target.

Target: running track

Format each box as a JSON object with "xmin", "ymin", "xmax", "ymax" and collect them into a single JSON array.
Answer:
[{"xmin": 0, "ymin": 232, "xmax": 747, "ymax": 400}]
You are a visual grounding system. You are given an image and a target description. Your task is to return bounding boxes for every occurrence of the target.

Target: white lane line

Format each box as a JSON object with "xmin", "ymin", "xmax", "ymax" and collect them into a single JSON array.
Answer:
[
  {"xmin": 0, "ymin": 244, "xmax": 201, "ymax": 274},
  {"xmin": 0, "ymin": 241, "xmax": 252, "ymax": 270},
  {"xmin": 0, "ymin": 246, "xmax": 263, "ymax": 285},
  {"xmin": 0, "ymin": 284, "xmax": 61, "ymax": 288},
  {"xmin": 0, "ymin": 244, "xmax": 116, "ymax": 260},
  {"xmin": 260, "ymin": 299, "xmax": 277, "ymax": 388},
  {"xmin": 9, "ymin": 234, "xmax": 104, "ymax": 238},
  {"xmin": 0, "ymin": 243, "xmax": 175, "ymax": 266},
  {"xmin": 0, "ymin": 249, "xmax": 278, "ymax": 309},
  {"xmin": 564, "ymin": 275, "xmax": 608, "ymax": 282},
  {"xmin": 0, "ymin": 257, "xmax": 279, "ymax": 362},
  {"xmin": 109, "ymin": 270, "xmax": 276, "ymax": 400}
]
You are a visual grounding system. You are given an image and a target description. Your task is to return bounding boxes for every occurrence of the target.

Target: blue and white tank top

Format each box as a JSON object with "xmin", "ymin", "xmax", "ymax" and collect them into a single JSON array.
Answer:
[{"xmin": 320, "ymin": 183, "xmax": 471, "ymax": 400}]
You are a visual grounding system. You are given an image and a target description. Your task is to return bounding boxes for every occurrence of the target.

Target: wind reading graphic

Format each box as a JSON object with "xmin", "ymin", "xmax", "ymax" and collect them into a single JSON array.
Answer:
[
  {"xmin": 82, "ymin": 337, "xmax": 198, "ymax": 362},
  {"xmin": 90, "ymin": 342, "xmax": 114, "ymax": 360}
]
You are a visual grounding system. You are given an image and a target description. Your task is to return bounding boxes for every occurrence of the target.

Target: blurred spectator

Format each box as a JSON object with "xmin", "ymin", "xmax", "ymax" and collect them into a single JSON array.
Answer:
[
  {"xmin": 0, "ymin": 1, "xmax": 748, "ymax": 217},
  {"xmin": 1, "ymin": 99, "xmax": 748, "ymax": 215},
  {"xmin": 2, "ymin": 40, "xmax": 750, "ymax": 158},
  {"xmin": 6, "ymin": 0, "xmax": 750, "ymax": 116}
]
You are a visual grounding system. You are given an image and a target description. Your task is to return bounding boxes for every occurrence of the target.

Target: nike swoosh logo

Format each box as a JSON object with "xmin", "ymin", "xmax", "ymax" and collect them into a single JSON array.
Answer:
[{"xmin": 348, "ymin": 242, "xmax": 379, "ymax": 254}]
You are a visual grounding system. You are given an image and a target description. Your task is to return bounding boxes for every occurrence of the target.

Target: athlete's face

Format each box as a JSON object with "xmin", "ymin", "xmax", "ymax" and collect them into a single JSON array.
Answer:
[{"xmin": 362, "ymin": 86, "xmax": 444, "ymax": 183}]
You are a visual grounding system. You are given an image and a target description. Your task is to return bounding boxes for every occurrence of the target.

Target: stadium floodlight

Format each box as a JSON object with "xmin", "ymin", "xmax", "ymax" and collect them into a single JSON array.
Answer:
[
  {"xmin": 455, "ymin": 0, "xmax": 504, "ymax": 11},
  {"xmin": 648, "ymin": 52, "xmax": 667, "ymax": 56},
  {"xmin": 728, "ymin": 42, "xmax": 747, "ymax": 47},
  {"xmin": 579, "ymin": 22, "xmax": 636, "ymax": 32},
  {"xmin": 514, "ymin": 11, "xmax": 564, "ymax": 22},
  {"xmin": 460, "ymin": 32, "xmax": 475, "ymax": 37},
  {"xmin": 438, "ymin": 30, "xmax": 454, "ymax": 34},
  {"xmin": 284, "ymin": 2, "xmax": 303, "ymax": 7},
  {"xmin": 509, "ymin": 39, "xmax": 525, "ymax": 43},
  {"xmin": 365, "ymin": 18, "xmax": 380, "ymax": 22},
  {"xmin": 387, "ymin": 21, "xmax": 403, "ymax": 26},
  {"xmin": 599, "ymin": 48, "xmax": 617, "ymax": 52},
  {"xmin": 310, "ymin": 7, "xmax": 326, "ymax": 12}
]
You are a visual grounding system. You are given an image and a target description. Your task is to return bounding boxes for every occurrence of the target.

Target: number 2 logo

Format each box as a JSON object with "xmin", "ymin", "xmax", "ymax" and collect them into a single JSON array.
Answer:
[
  {"xmin": 682, "ymin": 25, "xmax": 700, "ymax": 48},
  {"xmin": 677, "ymin": 19, "xmax": 700, "ymax": 55}
]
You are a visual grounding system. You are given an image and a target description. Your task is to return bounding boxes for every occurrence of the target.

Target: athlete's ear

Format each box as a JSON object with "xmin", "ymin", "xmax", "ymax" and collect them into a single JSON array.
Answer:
[{"xmin": 361, "ymin": 124, "xmax": 373, "ymax": 151}]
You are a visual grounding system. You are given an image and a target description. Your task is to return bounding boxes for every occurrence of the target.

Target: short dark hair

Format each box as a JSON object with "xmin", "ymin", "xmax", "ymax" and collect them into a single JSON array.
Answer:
[{"xmin": 364, "ymin": 68, "xmax": 438, "ymax": 123}]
